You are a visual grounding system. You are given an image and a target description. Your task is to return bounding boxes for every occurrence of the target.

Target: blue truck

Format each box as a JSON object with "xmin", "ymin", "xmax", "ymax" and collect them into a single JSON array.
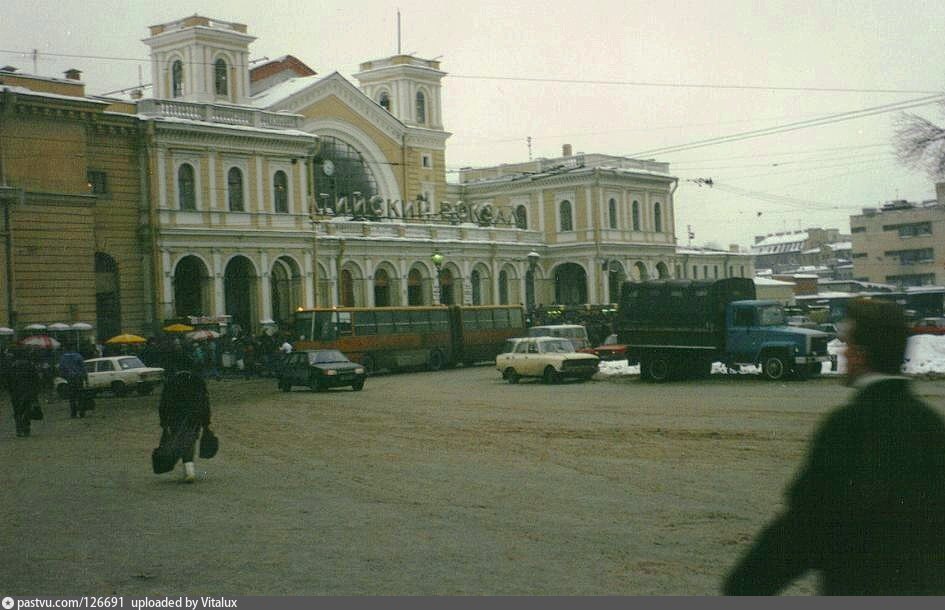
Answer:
[{"xmin": 617, "ymin": 278, "xmax": 833, "ymax": 381}]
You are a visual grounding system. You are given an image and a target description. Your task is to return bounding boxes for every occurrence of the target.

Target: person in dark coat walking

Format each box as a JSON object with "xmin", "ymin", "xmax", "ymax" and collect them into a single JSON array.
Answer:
[
  {"xmin": 4, "ymin": 350, "xmax": 41, "ymax": 437},
  {"xmin": 58, "ymin": 351, "xmax": 88, "ymax": 418},
  {"xmin": 158, "ymin": 370, "xmax": 212, "ymax": 483},
  {"xmin": 723, "ymin": 299, "xmax": 945, "ymax": 595}
]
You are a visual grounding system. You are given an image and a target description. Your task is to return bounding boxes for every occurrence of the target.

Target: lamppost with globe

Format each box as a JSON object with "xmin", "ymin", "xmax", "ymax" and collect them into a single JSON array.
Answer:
[
  {"xmin": 526, "ymin": 251, "xmax": 540, "ymax": 312},
  {"xmin": 431, "ymin": 251, "xmax": 445, "ymax": 304}
]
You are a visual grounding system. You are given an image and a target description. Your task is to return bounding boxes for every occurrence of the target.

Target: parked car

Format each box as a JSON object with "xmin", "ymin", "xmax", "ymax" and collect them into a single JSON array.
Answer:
[
  {"xmin": 910, "ymin": 317, "xmax": 945, "ymax": 336},
  {"xmin": 54, "ymin": 356, "xmax": 164, "ymax": 398},
  {"xmin": 580, "ymin": 333, "xmax": 631, "ymax": 361},
  {"xmin": 526, "ymin": 324, "xmax": 591, "ymax": 350},
  {"xmin": 496, "ymin": 336, "xmax": 599, "ymax": 384},
  {"xmin": 278, "ymin": 349, "xmax": 366, "ymax": 392}
]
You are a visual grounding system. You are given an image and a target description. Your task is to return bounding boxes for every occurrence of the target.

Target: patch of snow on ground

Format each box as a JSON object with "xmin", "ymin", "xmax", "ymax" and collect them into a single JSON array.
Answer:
[{"xmin": 594, "ymin": 334, "xmax": 945, "ymax": 378}]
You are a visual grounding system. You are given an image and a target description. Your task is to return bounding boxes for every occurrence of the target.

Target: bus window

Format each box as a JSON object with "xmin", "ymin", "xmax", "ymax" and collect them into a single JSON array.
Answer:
[
  {"xmin": 315, "ymin": 312, "xmax": 335, "ymax": 340},
  {"xmin": 431, "ymin": 309, "xmax": 448, "ymax": 332},
  {"xmin": 479, "ymin": 309, "xmax": 495, "ymax": 329},
  {"xmin": 410, "ymin": 309, "xmax": 430, "ymax": 332},
  {"xmin": 392, "ymin": 310, "xmax": 411, "ymax": 332},
  {"xmin": 463, "ymin": 309, "xmax": 478, "ymax": 330},
  {"xmin": 335, "ymin": 311, "xmax": 353, "ymax": 336},
  {"xmin": 375, "ymin": 310, "xmax": 394, "ymax": 334},
  {"xmin": 509, "ymin": 308, "xmax": 523, "ymax": 328},
  {"xmin": 354, "ymin": 311, "xmax": 377, "ymax": 335}
]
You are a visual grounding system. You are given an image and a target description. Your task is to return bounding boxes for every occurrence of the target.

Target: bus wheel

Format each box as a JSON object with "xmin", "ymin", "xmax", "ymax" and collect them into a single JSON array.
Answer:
[
  {"xmin": 428, "ymin": 349, "xmax": 445, "ymax": 371},
  {"xmin": 361, "ymin": 354, "xmax": 376, "ymax": 375},
  {"xmin": 646, "ymin": 355, "xmax": 671, "ymax": 382}
]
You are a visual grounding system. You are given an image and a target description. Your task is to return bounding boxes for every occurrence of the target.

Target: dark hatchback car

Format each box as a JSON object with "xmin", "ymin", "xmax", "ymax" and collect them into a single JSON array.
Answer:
[{"xmin": 278, "ymin": 349, "xmax": 366, "ymax": 392}]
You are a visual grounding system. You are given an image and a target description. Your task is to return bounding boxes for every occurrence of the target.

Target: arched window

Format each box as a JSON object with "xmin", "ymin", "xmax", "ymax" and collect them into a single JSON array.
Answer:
[
  {"xmin": 632, "ymin": 200, "xmax": 640, "ymax": 231},
  {"xmin": 515, "ymin": 205, "xmax": 528, "ymax": 230},
  {"xmin": 379, "ymin": 91, "xmax": 391, "ymax": 112},
  {"xmin": 171, "ymin": 60, "xmax": 183, "ymax": 98},
  {"xmin": 608, "ymin": 198, "xmax": 617, "ymax": 229},
  {"xmin": 559, "ymin": 200, "xmax": 573, "ymax": 232},
  {"xmin": 498, "ymin": 270, "xmax": 509, "ymax": 304},
  {"xmin": 273, "ymin": 170, "xmax": 288, "ymax": 213},
  {"xmin": 341, "ymin": 269, "xmax": 355, "ymax": 307},
  {"xmin": 214, "ymin": 58, "xmax": 228, "ymax": 97},
  {"xmin": 416, "ymin": 91, "xmax": 426, "ymax": 124},
  {"xmin": 407, "ymin": 268, "xmax": 423, "ymax": 306},
  {"xmin": 178, "ymin": 163, "xmax": 196, "ymax": 210},
  {"xmin": 471, "ymin": 270, "xmax": 482, "ymax": 305},
  {"xmin": 374, "ymin": 269, "xmax": 391, "ymax": 307},
  {"xmin": 228, "ymin": 167, "xmax": 244, "ymax": 212},
  {"xmin": 654, "ymin": 202, "xmax": 662, "ymax": 232}
]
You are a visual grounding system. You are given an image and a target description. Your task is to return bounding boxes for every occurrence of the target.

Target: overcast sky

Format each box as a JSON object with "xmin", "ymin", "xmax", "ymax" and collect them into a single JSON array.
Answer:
[{"xmin": 4, "ymin": 0, "xmax": 945, "ymax": 248}]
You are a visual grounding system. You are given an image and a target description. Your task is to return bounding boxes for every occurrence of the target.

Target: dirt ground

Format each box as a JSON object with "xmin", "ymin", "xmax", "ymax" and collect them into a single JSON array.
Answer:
[{"xmin": 2, "ymin": 367, "xmax": 944, "ymax": 596}]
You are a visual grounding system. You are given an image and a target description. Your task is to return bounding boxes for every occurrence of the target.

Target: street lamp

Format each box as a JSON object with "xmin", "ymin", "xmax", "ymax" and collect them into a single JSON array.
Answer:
[
  {"xmin": 431, "ymin": 251, "xmax": 445, "ymax": 304},
  {"xmin": 526, "ymin": 251, "xmax": 540, "ymax": 311},
  {"xmin": 310, "ymin": 192, "xmax": 330, "ymax": 309}
]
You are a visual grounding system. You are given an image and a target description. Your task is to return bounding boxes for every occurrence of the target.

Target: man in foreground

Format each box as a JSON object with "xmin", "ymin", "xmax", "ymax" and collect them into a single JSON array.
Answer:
[{"xmin": 723, "ymin": 299, "xmax": 945, "ymax": 595}]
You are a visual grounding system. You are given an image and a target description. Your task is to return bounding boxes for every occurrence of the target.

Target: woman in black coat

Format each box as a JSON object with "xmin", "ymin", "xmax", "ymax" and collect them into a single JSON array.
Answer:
[{"xmin": 158, "ymin": 370, "xmax": 212, "ymax": 483}]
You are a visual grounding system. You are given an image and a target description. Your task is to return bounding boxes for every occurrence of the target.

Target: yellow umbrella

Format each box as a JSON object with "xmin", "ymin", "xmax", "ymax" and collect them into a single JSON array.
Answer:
[
  {"xmin": 162, "ymin": 323, "xmax": 195, "ymax": 333},
  {"xmin": 106, "ymin": 333, "xmax": 148, "ymax": 345}
]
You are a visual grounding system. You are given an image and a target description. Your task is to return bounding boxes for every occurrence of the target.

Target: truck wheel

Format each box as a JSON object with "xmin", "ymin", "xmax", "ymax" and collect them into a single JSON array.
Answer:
[
  {"xmin": 427, "ymin": 349, "xmax": 445, "ymax": 372},
  {"xmin": 542, "ymin": 366, "xmax": 559, "ymax": 385},
  {"xmin": 646, "ymin": 356, "xmax": 671, "ymax": 382},
  {"xmin": 762, "ymin": 354, "xmax": 788, "ymax": 381}
]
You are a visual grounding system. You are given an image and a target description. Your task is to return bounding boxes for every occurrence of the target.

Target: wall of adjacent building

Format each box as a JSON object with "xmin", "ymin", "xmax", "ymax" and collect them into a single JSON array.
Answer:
[{"xmin": 851, "ymin": 204, "xmax": 945, "ymax": 288}]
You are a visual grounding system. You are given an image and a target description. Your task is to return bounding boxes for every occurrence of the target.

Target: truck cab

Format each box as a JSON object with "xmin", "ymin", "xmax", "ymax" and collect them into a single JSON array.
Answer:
[{"xmin": 726, "ymin": 300, "xmax": 832, "ymax": 379}]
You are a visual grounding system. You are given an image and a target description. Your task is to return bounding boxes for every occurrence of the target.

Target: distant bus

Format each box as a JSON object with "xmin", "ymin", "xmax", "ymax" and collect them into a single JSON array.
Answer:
[{"xmin": 292, "ymin": 305, "xmax": 525, "ymax": 373}]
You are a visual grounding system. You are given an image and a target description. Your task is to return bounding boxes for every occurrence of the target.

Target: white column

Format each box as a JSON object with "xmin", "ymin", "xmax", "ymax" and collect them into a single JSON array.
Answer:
[
  {"xmin": 398, "ymin": 258, "xmax": 409, "ymax": 305},
  {"xmin": 207, "ymin": 151, "xmax": 217, "ymax": 210},
  {"xmin": 213, "ymin": 251, "xmax": 225, "ymax": 316},
  {"xmin": 491, "ymin": 260, "xmax": 500, "ymax": 305},
  {"xmin": 303, "ymin": 252, "xmax": 315, "ymax": 308},
  {"xmin": 364, "ymin": 259, "xmax": 375, "ymax": 307},
  {"xmin": 256, "ymin": 157, "xmax": 265, "ymax": 214},
  {"xmin": 259, "ymin": 251, "xmax": 272, "ymax": 322},
  {"xmin": 586, "ymin": 258, "xmax": 598, "ymax": 304},
  {"xmin": 157, "ymin": 149, "xmax": 167, "ymax": 209},
  {"xmin": 161, "ymin": 249, "xmax": 174, "ymax": 320},
  {"xmin": 329, "ymin": 258, "xmax": 339, "ymax": 306}
]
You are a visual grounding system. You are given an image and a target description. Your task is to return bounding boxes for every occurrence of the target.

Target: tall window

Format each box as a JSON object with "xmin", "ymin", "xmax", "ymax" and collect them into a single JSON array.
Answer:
[
  {"xmin": 498, "ymin": 270, "xmax": 509, "ymax": 304},
  {"xmin": 228, "ymin": 167, "xmax": 244, "ymax": 212},
  {"xmin": 654, "ymin": 202, "xmax": 662, "ymax": 232},
  {"xmin": 178, "ymin": 163, "xmax": 196, "ymax": 210},
  {"xmin": 471, "ymin": 270, "xmax": 482, "ymax": 305},
  {"xmin": 559, "ymin": 200, "xmax": 573, "ymax": 232},
  {"xmin": 416, "ymin": 91, "xmax": 426, "ymax": 124},
  {"xmin": 515, "ymin": 205, "xmax": 528, "ymax": 230},
  {"xmin": 273, "ymin": 170, "xmax": 288, "ymax": 213},
  {"xmin": 379, "ymin": 91, "xmax": 391, "ymax": 112},
  {"xmin": 214, "ymin": 59, "xmax": 228, "ymax": 97},
  {"xmin": 632, "ymin": 201, "xmax": 640, "ymax": 230},
  {"xmin": 171, "ymin": 60, "xmax": 183, "ymax": 98},
  {"xmin": 608, "ymin": 198, "xmax": 617, "ymax": 229}
]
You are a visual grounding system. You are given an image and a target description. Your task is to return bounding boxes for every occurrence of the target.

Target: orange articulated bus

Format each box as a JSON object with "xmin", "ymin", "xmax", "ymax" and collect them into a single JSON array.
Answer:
[{"xmin": 292, "ymin": 304, "xmax": 525, "ymax": 374}]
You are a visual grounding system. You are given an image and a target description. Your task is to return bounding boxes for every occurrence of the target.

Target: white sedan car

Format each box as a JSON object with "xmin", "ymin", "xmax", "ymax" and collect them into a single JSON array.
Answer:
[
  {"xmin": 496, "ymin": 337, "xmax": 599, "ymax": 384},
  {"xmin": 55, "ymin": 356, "xmax": 164, "ymax": 397}
]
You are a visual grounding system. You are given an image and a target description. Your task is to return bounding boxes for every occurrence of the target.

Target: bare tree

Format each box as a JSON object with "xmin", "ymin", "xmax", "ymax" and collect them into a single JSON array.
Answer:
[{"xmin": 895, "ymin": 104, "xmax": 945, "ymax": 179}]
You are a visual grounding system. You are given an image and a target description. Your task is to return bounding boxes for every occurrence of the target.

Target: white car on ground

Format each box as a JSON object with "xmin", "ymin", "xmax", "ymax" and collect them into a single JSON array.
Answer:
[
  {"xmin": 55, "ymin": 356, "xmax": 164, "ymax": 397},
  {"xmin": 496, "ymin": 336, "xmax": 599, "ymax": 384}
]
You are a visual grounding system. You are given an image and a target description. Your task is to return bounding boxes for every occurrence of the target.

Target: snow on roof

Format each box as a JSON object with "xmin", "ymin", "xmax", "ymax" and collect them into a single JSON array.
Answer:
[
  {"xmin": 145, "ymin": 114, "xmax": 315, "ymax": 139},
  {"xmin": 905, "ymin": 285, "xmax": 945, "ymax": 294},
  {"xmin": 753, "ymin": 277, "xmax": 795, "ymax": 286},
  {"xmin": 248, "ymin": 73, "xmax": 326, "ymax": 107},
  {"xmin": 0, "ymin": 84, "xmax": 107, "ymax": 105},
  {"xmin": 796, "ymin": 291, "xmax": 855, "ymax": 299},
  {"xmin": 828, "ymin": 241, "xmax": 851, "ymax": 250},
  {"xmin": 752, "ymin": 231, "xmax": 808, "ymax": 249}
]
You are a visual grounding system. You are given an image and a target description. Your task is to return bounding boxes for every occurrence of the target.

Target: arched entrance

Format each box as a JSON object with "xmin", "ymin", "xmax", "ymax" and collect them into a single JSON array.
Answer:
[
  {"xmin": 271, "ymin": 256, "xmax": 302, "ymax": 327},
  {"xmin": 173, "ymin": 255, "xmax": 210, "ymax": 318},
  {"xmin": 439, "ymin": 268, "xmax": 455, "ymax": 305},
  {"xmin": 224, "ymin": 256, "xmax": 257, "ymax": 332},
  {"xmin": 554, "ymin": 263, "xmax": 587, "ymax": 305},
  {"xmin": 95, "ymin": 253, "xmax": 121, "ymax": 340},
  {"xmin": 656, "ymin": 262, "xmax": 670, "ymax": 279},
  {"xmin": 606, "ymin": 261, "xmax": 627, "ymax": 304},
  {"xmin": 634, "ymin": 261, "xmax": 649, "ymax": 282}
]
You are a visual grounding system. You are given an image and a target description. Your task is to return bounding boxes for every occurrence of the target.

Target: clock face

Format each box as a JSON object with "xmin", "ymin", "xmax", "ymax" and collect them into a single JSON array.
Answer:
[{"xmin": 322, "ymin": 160, "xmax": 335, "ymax": 176}]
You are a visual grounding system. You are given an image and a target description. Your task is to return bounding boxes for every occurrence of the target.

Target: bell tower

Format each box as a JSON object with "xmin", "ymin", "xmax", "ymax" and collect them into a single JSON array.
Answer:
[
  {"xmin": 143, "ymin": 15, "xmax": 255, "ymax": 104},
  {"xmin": 354, "ymin": 55, "xmax": 446, "ymax": 130}
]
